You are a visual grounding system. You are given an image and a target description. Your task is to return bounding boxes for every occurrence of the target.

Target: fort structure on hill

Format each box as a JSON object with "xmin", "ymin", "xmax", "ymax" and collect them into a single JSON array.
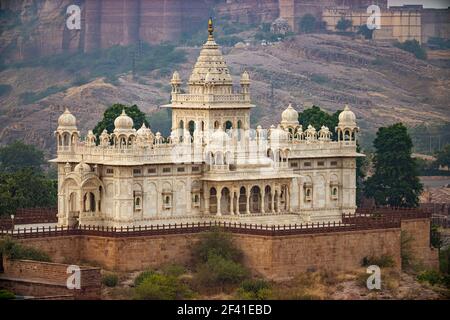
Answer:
[
  {"xmin": 51, "ymin": 19, "xmax": 363, "ymax": 228},
  {"xmin": 1, "ymin": 0, "xmax": 448, "ymax": 62}
]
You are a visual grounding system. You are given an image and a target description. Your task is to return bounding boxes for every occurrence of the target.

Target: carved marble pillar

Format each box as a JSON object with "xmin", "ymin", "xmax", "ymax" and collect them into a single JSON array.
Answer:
[
  {"xmin": 276, "ymin": 190, "xmax": 281, "ymax": 214},
  {"xmin": 217, "ymin": 187, "xmax": 222, "ymax": 216},
  {"xmin": 246, "ymin": 189, "xmax": 251, "ymax": 215},
  {"xmin": 204, "ymin": 191, "xmax": 210, "ymax": 216},
  {"xmin": 271, "ymin": 189, "xmax": 275, "ymax": 214},
  {"xmin": 236, "ymin": 190, "xmax": 240, "ymax": 215},
  {"xmin": 286, "ymin": 185, "xmax": 290, "ymax": 213},
  {"xmin": 230, "ymin": 190, "xmax": 235, "ymax": 216},
  {"xmin": 261, "ymin": 186, "xmax": 265, "ymax": 214}
]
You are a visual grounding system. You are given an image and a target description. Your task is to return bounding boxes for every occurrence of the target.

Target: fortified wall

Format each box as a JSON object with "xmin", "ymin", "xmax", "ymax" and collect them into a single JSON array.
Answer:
[
  {"xmin": 0, "ymin": 259, "xmax": 101, "ymax": 299},
  {"xmin": 11, "ymin": 217, "xmax": 438, "ymax": 280}
]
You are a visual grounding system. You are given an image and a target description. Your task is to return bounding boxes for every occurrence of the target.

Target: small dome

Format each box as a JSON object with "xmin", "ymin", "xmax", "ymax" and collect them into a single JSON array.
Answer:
[
  {"xmin": 281, "ymin": 104, "xmax": 299, "ymax": 124},
  {"xmin": 58, "ymin": 108, "xmax": 77, "ymax": 129},
  {"xmin": 136, "ymin": 123, "xmax": 151, "ymax": 136},
  {"xmin": 74, "ymin": 161, "xmax": 91, "ymax": 173},
  {"xmin": 240, "ymin": 70, "xmax": 250, "ymax": 84},
  {"xmin": 171, "ymin": 71, "xmax": 181, "ymax": 84},
  {"xmin": 338, "ymin": 105, "xmax": 356, "ymax": 127},
  {"xmin": 114, "ymin": 109, "xmax": 134, "ymax": 130}
]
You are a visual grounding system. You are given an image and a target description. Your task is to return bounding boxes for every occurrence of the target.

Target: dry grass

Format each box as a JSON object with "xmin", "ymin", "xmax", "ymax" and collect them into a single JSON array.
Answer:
[{"xmin": 272, "ymin": 271, "xmax": 334, "ymax": 300}]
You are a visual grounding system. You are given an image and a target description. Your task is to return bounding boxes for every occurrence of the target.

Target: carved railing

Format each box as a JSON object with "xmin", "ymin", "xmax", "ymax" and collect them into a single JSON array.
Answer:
[{"xmin": 1, "ymin": 215, "xmax": 401, "ymax": 239}]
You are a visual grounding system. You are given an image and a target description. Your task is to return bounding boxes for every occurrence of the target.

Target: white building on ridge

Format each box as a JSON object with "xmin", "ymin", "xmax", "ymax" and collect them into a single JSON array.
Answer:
[{"xmin": 52, "ymin": 19, "xmax": 363, "ymax": 228}]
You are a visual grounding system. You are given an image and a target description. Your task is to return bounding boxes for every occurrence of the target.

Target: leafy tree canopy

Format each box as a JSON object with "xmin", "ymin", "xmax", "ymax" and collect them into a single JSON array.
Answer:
[
  {"xmin": 365, "ymin": 123, "xmax": 423, "ymax": 208},
  {"xmin": 0, "ymin": 168, "xmax": 57, "ymax": 216},
  {"xmin": 336, "ymin": 18, "xmax": 353, "ymax": 32},
  {"xmin": 436, "ymin": 144, "xmax": 450, "ymax": 167},
  {"xmin": 357, "ymin": 25, "xmax": 374, "ymax": 40},
  {"xmin": 298, "ymin": 106, "xmax": 341, "ymax": 140},
  {"xmin": 93, "ymin": 103, "xmax": 150, "ymax": 140},
  {"xmin": 299, "ymin": 14, "xmax": 316, "ymax": 34},
  {"xmin": 0, "ymin": 140, "xmax": 44, "ymax": 173},
  {"xmin": 394, "ymin": 39, "xmax": 427, "ymax": 60}
]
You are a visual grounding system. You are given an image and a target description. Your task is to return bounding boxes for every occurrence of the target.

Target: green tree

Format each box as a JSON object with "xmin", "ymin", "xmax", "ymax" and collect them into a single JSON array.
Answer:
[
  {"xmin": 297, "ymin": 106, "xmax": 341, "ymax": 140},
  {"xmin": 394, "ymin": 39, "xmax": 427, "ymax": 60},
  {"xmin": 436, "ymin": 144, "xmax": 450, "ymax": 168},
  {"xmin": 365, "ymin": 123, "xmax": 423, "ymax": 208},
  {"xmin": 93, "ymin": 104, "xmax": 150, "ymax": 141},
  {"xmin": 0, "ymin": 140, "xmax": 44, "ymax": 173},
  {"xmin": 299, "ymin": 14, "xmax": 316, "ymax": 34},
  {"xmin": 134, "ymin": 272, "xmax": 193, "ymax": 300},
  {"xmin": 148, "ymin": 108, "xmax": 172, "ymax": 137},
  {"xmin": 357, "ymin": 25, "xmax": 374, "ymax": 39},
  {"xmin": 336, "ymin": 18, "xmax": 353, "ymax": 32},
  {"xmin": 0, "ymin": 168, "xmax": 57, "ymax": 216}
]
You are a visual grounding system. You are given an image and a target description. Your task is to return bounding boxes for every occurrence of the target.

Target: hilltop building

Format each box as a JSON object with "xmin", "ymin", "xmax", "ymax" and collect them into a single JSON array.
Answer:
[{"xmin": 52, "ymin": 19, "xmax": 363, "ymax": 228}]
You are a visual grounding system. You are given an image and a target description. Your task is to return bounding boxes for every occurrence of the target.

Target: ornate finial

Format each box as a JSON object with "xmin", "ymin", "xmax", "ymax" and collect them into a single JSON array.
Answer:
[{"xmin": 208, "ymin": 17, "xmax": 214, "ymax": 38}]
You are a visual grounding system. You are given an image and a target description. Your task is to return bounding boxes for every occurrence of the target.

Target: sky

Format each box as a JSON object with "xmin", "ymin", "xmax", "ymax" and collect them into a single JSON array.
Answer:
[{"xmin": 388, "ymin": 0, "xmax": 450, "ymax": 8}]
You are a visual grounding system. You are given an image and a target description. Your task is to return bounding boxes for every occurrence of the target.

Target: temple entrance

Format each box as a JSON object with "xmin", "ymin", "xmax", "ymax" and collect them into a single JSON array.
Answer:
[
  {"xmin": 221, "ymin": 187, "xmax": 231, "ymax": 215},
  {"xmin": 210, "ymin": 188, "xmax": 217, "ymax": 214},
  {"xmin": 264, "ymin": 186, "xmax": 272, "ymax": 212},
  {"xmin": 239, "ymin": 187, "xmax": 247, "ymax": 214},
  {"xmin": 83, "ymin": 192, "xmax": 96, "ymax": 212},
  {"xmin": 250, "ymin": 186, "xmax": 261, "ymax": 213}
]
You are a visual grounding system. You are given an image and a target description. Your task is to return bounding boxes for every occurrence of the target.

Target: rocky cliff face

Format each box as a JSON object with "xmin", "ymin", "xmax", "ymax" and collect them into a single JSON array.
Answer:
[
  {"xmin": 0, "ymin": 0, "xmax": 209, "ymax": 63},
  {"xmin": 214, "ymin": 0, "xmax": 279, "ymax": 24},
  {"xmin": 0, "ymin": 0, "xmax": 390, "ymax": 63}
]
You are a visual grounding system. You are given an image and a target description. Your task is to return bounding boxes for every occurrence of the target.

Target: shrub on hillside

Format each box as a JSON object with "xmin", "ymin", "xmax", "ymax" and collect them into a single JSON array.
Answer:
[
  {"xmin": 394, "ymin": 39, "xmax": 427, "ymax": 60},
  {"xmin": 0, "ymin": 237, "xmax": 51, "ymax": 262},
  {"xmin": 417, "ymin": 270, "xmax": 448, "ymax": 287},
  {"xmin": 102, "ymin": 273, "xmax": 119, "ymax": 287},
  {"xmin": 0, "ymin": 289, "xmax": 15, "ymax": 300},
  {"xmin": 361, "ymin": 254, "xmax": 395, "ymax": 268},
  {"xmin": 134, "ymin": 270, "xmax": 156, "ymax": 287},
  {"xmin": 161, "ymin": 264, "xmax": 186, "ymax": 277},
  {"xmin": 236, "ymin": 279, "xmax": 272, "ymax": 300},
  {"xmin": 0, "ymin": 84, "xmax": 12, "ymax": 97},
  {"xmin": 193, "ymin": 229, "xmax": 243, "ymax": 264},
  {"xmin": 194, "ymin": 253, "xmax": 248, "ymax": 288},
  {"xmin": 134, "ymin": 273, "xmax": 193, "ymax": 300}
]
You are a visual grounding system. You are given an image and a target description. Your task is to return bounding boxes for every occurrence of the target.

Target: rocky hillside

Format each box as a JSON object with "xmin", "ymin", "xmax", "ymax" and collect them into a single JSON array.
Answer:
[
  {"xmin": 0, "ymin": 0, "xmax": 209, "ymax": 62},
  {"xmin": 0, "ymin": 33, "xmax": 449, "ymax": 155}
]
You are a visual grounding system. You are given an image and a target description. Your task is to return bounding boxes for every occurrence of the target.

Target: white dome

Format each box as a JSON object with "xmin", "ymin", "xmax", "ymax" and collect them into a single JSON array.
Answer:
[
  {"xmin": 338, "ymin": 105, "xmax": 356, "ymax": 127},
  {"xmin": 171, "ymin": 71, "xmax": 181, "ymax": 84},
  {"xmin": 240, "ymin": 70, "xmax": 250, "ymax": 84},
  {"xmin": 74, "ymin": 161, "xmax": 91, "ymax": 173},
  {"xmin": 114, "ymin": 109, "xmax": 134, "ymax": 130},
  {"xmin": 281, "ymin": 104, "xmax": 299, "ymax": 124},
  {"xmin": 58, "ymin": 108, "xmax": 77, "ymax": 129},
  {"xmin": 136, "ymin": 123, "xmax": 151, "ymax": 136}
]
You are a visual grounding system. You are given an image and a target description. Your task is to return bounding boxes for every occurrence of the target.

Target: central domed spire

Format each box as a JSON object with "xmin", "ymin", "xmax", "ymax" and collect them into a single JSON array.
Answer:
[{"xmin": 188, "ymin": 17, "xmax": 233, "ymax": 91}]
